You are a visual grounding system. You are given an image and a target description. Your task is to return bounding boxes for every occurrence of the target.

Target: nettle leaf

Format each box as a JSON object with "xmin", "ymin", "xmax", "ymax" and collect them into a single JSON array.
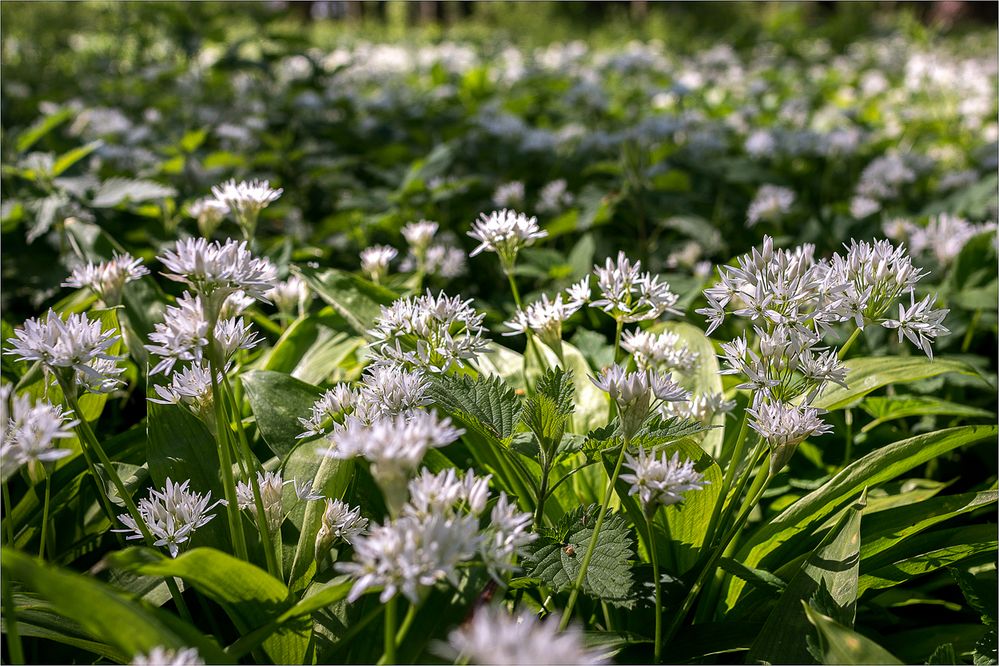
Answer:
[
  {"xmin": 974, "ymin": 627, "xmax": 998, "ymax": 666},
  {"xmin": 521, "ymin": 367, "xmax": 575, "ymax": 460},
  {"xmin": 524, "ymin": 504, "xmax": 636, "ymax": 608},
  {"xmin": 428, "ymin": 373, "xmax": 522, "ymax": 442},
  {"xmin": 927, "ymin": 643, "xmax": 959, "ymax": 665},
  {"xmin": 951, "ymin": 567, "xmax": 998, "ymax": 628}
]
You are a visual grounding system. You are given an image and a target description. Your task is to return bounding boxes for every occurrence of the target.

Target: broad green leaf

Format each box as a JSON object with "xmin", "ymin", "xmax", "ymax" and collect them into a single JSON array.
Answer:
[
  {"xmin": 521, "ymin": 367, "xmax": 574, "ymax": 459},
  {"xmin": 812, "ymin": 356, "xmax": 985, "ymax": 410},
  {"xmin": 747, "ymin": 494, "xmax": 865, "ymax": 664},
  {"xmin": 952, "ymin": 567, "xmax": 998, "ymax": 628},
  {"xmin": 536, "ymin": 340, "xmax": 607, "ymax": 433},
  {"xmin": 927, "ymin": 643, "xmax": 959, "ymax": 665},
  {"xmin": 803, "ymin": 603, "xmax": 903, "ymax": 664},
  {"xmin": 90, "ymin": 177, "xmax": 176, "ymax": 208},
  {"xmin": 860, "ymin": 395, "xmax": 994, "ymax": 433},
  {"xmin": 295, "ymin": 265, "xmax": 397, "ymax": 337},
  {"xmin": 2, "ymin": 548, "xmax": 225, "ymax": 662},
  {"xmin": 428, "ymin": 373, "xmax": 523, "ymax": 442},
  {"xmin": 109, "ymin": 547, "xmax": 309, "ymax": 664},
  {"xmin": 726, "ymin": 425, "xmax": 997, "ymax": 610},
  {"xmin": 241, "ymin": 370, "xmax": 323, "ymax": 459},
  {"xmin": 476, "ymin": 340, "xmax": 527, "ymax": 389},
  {"xmin": 524, "ymin": 504, "xmax": 636, "ymax": 607}
]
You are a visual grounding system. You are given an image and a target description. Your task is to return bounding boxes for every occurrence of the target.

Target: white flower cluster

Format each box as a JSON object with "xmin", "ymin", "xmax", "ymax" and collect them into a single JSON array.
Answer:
[
  {"xmin": 746, "ymin": 184, "xmax": 795, "ymax": 227},
  {"xmin": 883, "ymin": 214, "xmax": 996, "ymax": 266},
  {"xmin": 468, "ymin": 209, "xmax": 547, "ymax": 269},
  {"xmin": 397, "ymin": 220, "xmax": 467, "ymax": 280},
  {"xmin": 0, "ymin": 385, "xmax": 76, "ymax": 477},
  {"xmin": 208, "ymin": 178, "xmax": 282, "ymax": 236},
  {"xmin": 337, "ymin": 468, "xmax": 535, "ymax": 603},
  {"xmin": 360, "ymin": 245, "xmax": 398, "ymax": 282},
  {"xmin": 315, "ymin": 497, "xmax": 368, "ymax": 559},
  {"xmin": 114, "ymin": 478, "xmax": 224, "ymax": 557},
  {"xmin": 132, "ymin": 647, "xmax": 204, "ymax": 666},
  {"xmin": 158, "ymin": 237, "xmax": 278, "ymax": 306},
  {"xmin": 503, "ymin": 293, "xmax": 582, "ymax": 353},
  {"xmin": 572, "ymin": 251, "xmax": 681, "ymax": 324},
  {"xmin": 445, "ymin": 605, "xmax": 607, "ymax": 665},
  {"xmin": 5, "ymin": 310, "xmax": 124, "ymax": 393},
  {"xmin": 621, "ymin": 329, "xmax": 699, "ymax": 373},
  {"xmin": 236, "ymin": 470, "xmax": 322, "ymax": 533},
  {"xmin": 748, "ymin": 401, "xmax": 833, "ymax": 473},
  {"xmin": 620, "ymin": 448, "xmax": 707, "ymax": 515},
  {"xmin": 492, "ymin": 181, "xmax": 525, "ymax": 208},
  {"xmin": 591, "ymin": 365, "xmax": 688, "ymax": 437},
  {"xmin": 298, "ymin": 366, "xmax": 432, "ymax": 439},
  {"xmin": 367, "ymin": 290, "xmax": 489, "ymax": 373},
  {"xmin": 661, "ymin": 391, "xmax": 736, "ymax": 426},
  {"xmin": 536, "ymin": 179, "xmax": 574, "ymax": 214},
  {"xmin": 62, "ymin": 251, "xmax": 149, "ymax": 305},
  {"xmin": 265, "ymin": 275, "xmax": 310, "ymax": 319},
  {"xmin": 149, "ymin": 363, "xmax": 218, "ymax": 414}
]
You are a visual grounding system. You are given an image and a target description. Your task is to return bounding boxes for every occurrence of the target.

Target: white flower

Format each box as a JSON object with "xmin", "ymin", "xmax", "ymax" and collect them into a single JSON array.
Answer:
[
  {"xmin": 468, "ymin": 209, "xmax": 547, "ymax": 268},
  {"xmin": 591, "ymin": 365, "xmax": 688, "ymax": 437},
  {"xmin": 114, "ymin": 478, "xmax": 224, "ymax": 557},
  {"xmin": 748, "ymin": 401, "xmax": 832, "ymax": 473},
  {"xmin": 401, "ymin": 220, "xmax": 439, "ymax": 253},
  {"xmin": 323, "ymin": 411, "xmax": 463, "ymax": 509},
  {"xmin": 492, "ymin": 181, "xmax": 525, "ymax": 208},
  {"xmin": 367, "ymin": 291, "xmax": 488, "ymax": 373},
  {"xmin": 479, "ymin": 494, "xmax": 536, "ymax": 578},
  {"xmin": 157, "ymin": 237, "xmax": 278, "ymax": 305},
  {"xmin": 503, "ymin": 293, "xmax": 580, "ymax": 351},
  {"xmin": 293, "ymin": 478, "xmax": 325, "ymax": 502},
  {"xmin": 265, "ymin": 275, "xmax": 310, "ymax": 319},
  {"xmin": 661, "ymin": 391, "xmax": 735, "ymax": 425},
  {"xmin": 188, "ymin": 196, "xmax": 229, "ymax": 236},
  {"xmin": 236, "ymin": 470, "xmax": 288, "ymax": 532},
  {"xmin": 298, "ymin": 385, "xmax": 361, "ymax": 439},
  {"xmin": 590, "ymin": 252, "xmax": 680, "ymax": 323},
  {"xmin": 5, "ymin": 310, "xmax": 122, "ymax": 386},
  {"xmin": 337, "ymin": 511, "xmax": 480, "ymax": 603},
  {"xmin": 360, "ymin": 245, "xmax": 398, "ymax": 282},
  {"xmin": 825, "ymin": 238, "xmax": 926, "ymax": 327},
  {"xmin": 849, "ymin": 195, "xmax": 881, "ymax": 219},
  {"xmin": 62, "ymin": 252, "xmax": 149, "ymax": 305},
  {"xmin": 621, "ymin": 329, "xmax": 699, "ymax": 372},
  {"xmin": 404, "ymin": 468, "xmax": 491, "ymax": 519},
  {"xmin": 536, "ymin": 179, "xmax": 574, "ymax": 214},
  {"xmin": 358, "ymin": 366, "xmax": 432, "ymax": 416},
  {"xmin": 566, "ymin": 278, "xmax": 592, "ymax": 308},
  {"xmin": 210, "ymin": 179, "xmax": 282, "ymax": 235},
  {"xmin": 745, "ymin": 129, "xmax": 777, "ymax": 158},
  {"xmin": 316, "ymin": 498, "xmax": 368, "ymax": 558},
  {"xmin": 1, "ymin": 387, "xmax": 76, "ymax": 476},
  {"xmin": 620, "ymin": 449, "xmax": 707, "ymax": 514},
  {"xmin": 149, "ymin": 364, "xmax": 216, "ymax": 411},
  {"xmin": 882, "ymin": 293, "xmax": 950, "ymax": 359},
  {"xmin": 746, "ymin": 185, "xmax": 794, "ymax": 227},
  {"xmin": 908, "ymin": 214, "xmax": 996, "ymax": 266},
  {"xmin": 132, "ymin": 646, "xmax": 204, "ymax": 666},
  {"xmin": 445, "ymin": 605, "xmax": 607, "ymax": 665},
  {"xmin": 422, "ymin": 244, "xmax": 467, "ymax": 278}
]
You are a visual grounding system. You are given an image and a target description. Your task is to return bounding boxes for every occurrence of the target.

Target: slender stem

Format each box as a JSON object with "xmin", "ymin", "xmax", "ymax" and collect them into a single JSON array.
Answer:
[
  {"xmin": 220, "ymin": 373, "xmax": 278, "ymax": 577},
  {"xmin": 2, "ymin": 482, "xmax": 15, "ymax": 546},
  {"xmin": 382, "ymin": 595, "xmax": 398, "ymax": 665},
  {"xmin": 648, "ymin": 513, "xmax": 662, "ymax": 664},
  {"xmin": 207, "ymin": 356, "xmax": 248, "ymax": 560},
  {"xmin": 838, "ymin": 328, "xmax": 862, "ymax": 360},
  {"xmin": 166, "ymin": 577, "xmax": 193, "ymax": 622},
  {"xmin": 533, "ymin": 465, "xmax": 550, "ymax": 529},
  {"xmin": 2, "ymin": 574, "xmax": 24, "ymax": 664},
  {"xmin": 842, "ymin": 408, "xmax": 854, "ymax": 466},
  {"xmin": 612, "ymin": 319, "xmax": 624, "ymax": 364},
  {"xmin": 38, "ymin": 474, "xmax": 51, "ymax": 559},
  {"xmin": 704, "ymin": 407, "xmax": 749, "ymax": 547},
  {"xmin": 560, "ymin": 435, "xmax": 630, "ymax": 630},
  {"xmin": 962, "ymin": 309, "xmax": 981, "ymax": 353},
  {"xmin": 505, "ymin": 268, "xmax": 523, "ymax": 310},
  {"xmin": 394, "ymin": 600, "xmax": 420, "ymax": 649}
]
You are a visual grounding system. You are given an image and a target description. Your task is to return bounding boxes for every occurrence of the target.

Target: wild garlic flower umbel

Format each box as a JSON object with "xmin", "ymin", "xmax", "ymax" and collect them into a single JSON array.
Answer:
[
  {"xmin": 209, "ymin": 178, "xmax": 282, "ymax": 238},
  {"xmin": 360, "ymin": 245, "xmax": 398, "ymax": 283},
  {"xmin": 188, "ymin": 196, "xmax": 229, "ymax": 237},
  {"xmin": 662, "ymin": 391, "xmax": 736, "ymax": 426},
  {"xmin": 746, "ymin": 184, "xmax": 795, "ymax": 227},
  {"xmin": 620, "ymin": 448, "xmax": 707, "ymax": 516},
  {"xmin": 0, "ymin": 386, "xmax": 76, "ymax": 478},
  {"xmin": 576, "ymin": 252, "xmax": 681, "ymax": 324},
  {"xmin": 236, "ymin": 470, "xmax": 321, "ymax": 533},
  {"xmin": 468, "ymin": 209, "xmax": 547, "ymax": 270},
  {"xmin": 889, "ymin": 214, "xmax": 996, "ymax": 267},
  {"xmin": 503, "ymin": 293, "xmax": 581, "ymax": 357},
  {"xmin": 62, "ymin": 252, "xmax": 149, "ymax": 305},
  {"xmin": 132, "ymin": 647, "xmax": 204, "ymax": 666},
  {"xmin": 401, "ymin": 220, "xmax": 439, "ymax": 255},
  {"xmin": 591, "ymin": 365, "xmax": 689, "ymax": 438},
  {"xmin": 114, "ymin": 478, "xmax": 224, "ymax": 557},
  {"xmin": 266, "ymin": 275, "xmax": 310, "ymax": 320},
  {"xmin": 337, "ymin": 468, "xmax": 534, "ymax": 603},
  {"xmin": 145, "ymin": 293, "xmax": 260, "ymax": 375},
  {"xmin": 322, "ymin": 410, "xmax": 463, "ymax": 513},
  {"xmin": 445, "ymin": 605, "xmax": 607, "ymax": 665},
  {"xmin": 149, "ymin": 363, "xmax": 217, "ymax": 417},
  {"xmin": 315, "ymin": 498, "xmax": 368, "ymax": 560},
  {"xmin": 748, "ymin": 401, "xmax": 833, "ymax": 474},
  {"xmin": 5, "ymin": 310, "xmax": 124, "ymax": 393},
  {"xmin": 621, "ymin": 329, "xmax": 699, "ymax": 373},
  {"xmin": 367, "ymin": 290, "xmax": 488, "ymax": 373},
  {"xmin": 157, "ymin": 237, "xmax": 278, "ymax": 316}
]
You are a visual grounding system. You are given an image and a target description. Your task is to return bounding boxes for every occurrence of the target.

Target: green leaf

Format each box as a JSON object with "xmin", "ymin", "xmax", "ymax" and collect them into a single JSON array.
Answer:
[
  {"xmin": 727, "ymin": 425, "xmax": 997, "ymax": 610},
  {"xmin": 295, "ymin": 265, "xmax": 397, "ymax": 337},
  {"xmin": 951, "ymin": 567, "xmax": 998, "ymax": 628},
  {"xmin": 536, "ymin": 340, "xmax": 607, "ymax": 433},
  {"xmin": 2, "ymin": 548, "xmax": 225, "ymax": 662},
  {"xmin": 16, "ymin": 108, "xmax": 73, "ymax": 152},
  {"xmin": 803, "ymin": 603, "xmax": 903, "ymax": 665},
  {"xmin": 90, "ymin": 177, "xmax": 176, "ymax": 208},
  {"xmin": 52, "ymin": 140, "xmax": 103, "ymax": 176},
  {"xmin": 813, "ymin": 356, "xmax": 986, "ymax": 410},
  {"xmin": 974, "ymin": 627, "xmax": 998, "ymax": 666},
  {"xmin": 718, "ymin": 558, "xmax": 787, "ymax": 595},
  {"xmin": 860, "ymin": 395, "xmax": 994, "ymax": 432},
  {"xmin": 748, "ymin": 494, "xmax": 865, "ymax": 664},
  {"xmin": 927, "ymin": 643, "xmax": 959, "ymax": 665},
  {"xmin": 428, "ymin": 373, "xmax": 523, "ymax": 442},
  {"xmin": 521, "ymin": 367, "xmax": 574, "ymax": 460},
  {"xmin": 524, "ymin": 504, "xmax": 636, "ymax": 608},
  {"xmin": 241, "ymin": 370, "xmax": 323, "ymax": 459},
  {"xmin": 108, "ymin": 547, "xmax": 309, "ymax": 664}
]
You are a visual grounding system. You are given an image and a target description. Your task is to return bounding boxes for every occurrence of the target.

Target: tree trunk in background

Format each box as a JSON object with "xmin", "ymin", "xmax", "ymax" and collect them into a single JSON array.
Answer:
[{"xmin": 632, "ymin": 0, "xmax": 648, "ymax": 19}]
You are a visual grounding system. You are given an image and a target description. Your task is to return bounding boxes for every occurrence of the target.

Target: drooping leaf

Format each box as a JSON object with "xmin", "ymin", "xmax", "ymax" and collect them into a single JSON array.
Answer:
[
  {"xmin": 524, "ymin": 504, "xmax": 636, "ymax": 608},
  {"xmin": 859, "ymin": 395, "xmax": 994, "ymax": 432},
  {"xmin": 241, "ymin": 370, "xmax": 323, "ymax": 459},
  {"xmin": 803, "ymin": 603, "xmax": 903, "ymax": 665}
]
